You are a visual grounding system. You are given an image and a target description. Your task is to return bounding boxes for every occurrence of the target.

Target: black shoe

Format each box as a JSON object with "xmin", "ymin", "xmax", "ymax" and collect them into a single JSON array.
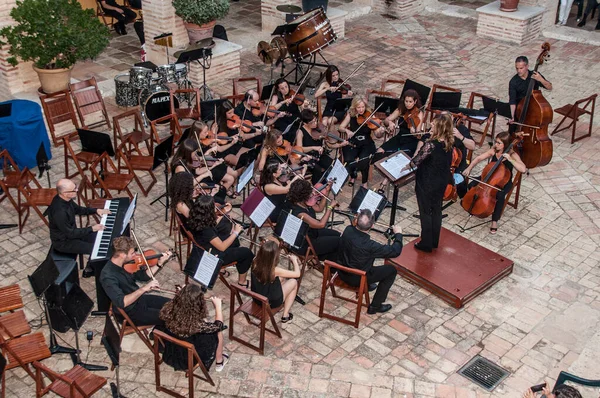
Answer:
[
  {"xmin": 368, "ymin": 283, "xmax": 377, "ymax": 292},
  {"xmin": 82, "ymin": 265, "xmax": 94, "ymax": 278},
  {"xmin": 414, "ymin": 242, "xmax": 432, "ymax": 253},
  {"xmin": 367, "ymin": 303, "xmax": 392, "ymax": 314},
  {"xmin": 577, "ymin": 16, "xmax": 587, "ymax": 27}
]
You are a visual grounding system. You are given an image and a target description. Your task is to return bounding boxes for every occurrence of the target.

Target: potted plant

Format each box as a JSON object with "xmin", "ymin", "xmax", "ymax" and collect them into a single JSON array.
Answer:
[
  {"xmin": 172, "ymin": 0, "xmax": 229, "ymax": 44},
  {"xmin": 0, "ymin": 0, "xmax": 110, "ymax": 93}
]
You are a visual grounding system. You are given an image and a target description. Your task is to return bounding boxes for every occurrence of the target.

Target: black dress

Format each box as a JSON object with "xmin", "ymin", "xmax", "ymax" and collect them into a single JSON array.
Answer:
[
  {"xmin": 234, "ymin": 103, "xmax": 264, "ymax": 148},
  {"xmin": 261, "ymin": 182, "xmax": 287, "ymax": 223},
  {"xmin": 156, "ymin": 321, "xmax": 223, "ymax": 371},
  {"xmin": 251, "ymin": 273, "xmax": 284, "ymax": 308},
  {"xmin": 412, "ymin": 140, "xmax": 452, "ymax": 250},
  {"xmin": 323, "ymin": 82, "xmax": 346, "ymax": 121},
  {"xmin": 299, "ymin": 126, "xmax": 333, "ymax": 184},
  {"xmin": 343, "ymin": 116, "xmax": 376, "ymax": 184},
  {"xmin": 378, "ymin": 112, "xmax": 420, "ymax": 157}
]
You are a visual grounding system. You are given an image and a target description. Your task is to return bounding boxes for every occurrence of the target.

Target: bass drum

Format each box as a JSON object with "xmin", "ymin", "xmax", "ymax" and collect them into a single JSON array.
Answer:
[
  {"xmin": 114, "ymin": 73, "xmax": 138, "ymax": 107},
  {"xmin": 283, "ymin": 8, "xmax": 336, "ymax": 61},
  {"xmin": 140, "ymin": 85, "xmax": 179, "ymax": 123}
]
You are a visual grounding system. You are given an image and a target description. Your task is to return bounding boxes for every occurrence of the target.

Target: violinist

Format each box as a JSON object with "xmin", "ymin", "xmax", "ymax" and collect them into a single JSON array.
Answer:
[
  {"xmin": 187, "ymin": 195, "xmax": 254, "ymax": 287},
  {"xmin": 260, "ymin": 161, "xmax": 306, "ymax": 223},
  {"xmin": 338, "ymin": 97, "xmax": 383, "ymax": 188},
  {"xmin": 509, "ymin": 56, "xmax": 552, "ymax": 123},
  {"xmin": 380, "ymin": 89, "xmax": 424, "ymax": 156},
  {"xmin": 269, "ymin": 78, "xmax": 303, "ymax": 141},
  {"xmin": 314, "ymin": 65, "xmax": 353, "ymax": 131},
  {"xmin": 233, "ymin": 90, "xmax": 275, "ymax": 148},
  {"xmin": 400, "ymin": 113, "xmax": 454, "ymax": 253},
  {"xmin": 461, "ymin": 131, "xmax": 527, "ymax": 234},
  {"xmin": 100, "ymin": 236, "xmax": 172, "ymax": 327},
  {"xmin": 213, "ymin": 101, "xmax": 250, "ymax": 168},
  {"xmin": 285, "ymin": 179, "xmax": 340, "ymax": 261},
  {"xmin": 295, "ymin": 108, "xmax": 338, "ymax": 184},
  {"xmin": 257, "ymin": 129, "xmax": 287, "ymax": 173}
]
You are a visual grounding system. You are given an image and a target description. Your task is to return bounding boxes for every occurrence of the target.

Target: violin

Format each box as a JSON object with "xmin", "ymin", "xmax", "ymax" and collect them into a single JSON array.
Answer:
[
  {"xmin": 124, "ymin": 249, "xmax": 173, "ymax": 274},
  {"xmin": 201, "ymin": 131, "xmax": 234, "ymax": 146},
  {"xmin": 443, "ymin": 147, "xmax": 463, "ymax": 202},
  {"xmin": 265, "ymin": 105, "xmax": 288, "ymax": 118},
  {"xmin": 228, "ymin": 114, "xmax": 261, "ymax": 134},
  {"xmin": 285, "ymin": 89, "xmax": 305, "ymax": 106},
  {"xmin": 357, "ymin": 111, "xmax": 384, "ymax": 130},
  {"xmin": 461, "ymin": 139, "xmax": 520, "ymax": 218},
  {"xmin": 403, "ymin": 107, "xmax": 421, "ymax": 131},
  {"xmin": 306, "ymin": 179, "xmax": 335, "ymax": 207},
  {"xmin": 276, "ymin": 140, "xmax": 310, "ymax": 162},
  {"xmin": 251, "ymin": 103, "xmax": 266, "ymax": 117},
  {"xmin": 215, "ymin": 202, "xmax": 232, "ymax": 218},
  {"xmin": 336, "ymin": 82, "xmax": 352, "ymax": 95}
]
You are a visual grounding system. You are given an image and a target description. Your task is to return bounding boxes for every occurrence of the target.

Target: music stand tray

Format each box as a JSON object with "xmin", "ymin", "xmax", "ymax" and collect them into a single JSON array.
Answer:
[
  {"xmin": 152, "ymin": 135, "xmax": 173, "ymax": 170},
  {"xmin": 482, "ymin": 96, "xmax": 512, "ymax": 119},
  {"xmin": 374, "ymin": 96, "xmax": 400, "ymax": 116},
  {"xmin": 175, "ymin": 47, "xmax": 212, "ymax": 65},
  {"xmin": 78, "ymin": 129, "xmax": 115, "ymax": 157},
  {"xmin": 200, "ymin": 99, "xmax": 228, "ymax": 122},
  {"xmin": 430, "ymin": 91, "xmax": 462, "ymax": 111},
  {"xmin": 260, "ymin": 84, "xmax": 276, "ymax": 101},
  {"xmin": 401, "ymin": 79, "xmax": 431, "ymax": 105},
  {"xmin": 334, "ymin": 97, "xmax": 352, "ymax": 113},
  {"xmin": 348, "ymin": 186, "xmax": 388, "ymax": 222}
]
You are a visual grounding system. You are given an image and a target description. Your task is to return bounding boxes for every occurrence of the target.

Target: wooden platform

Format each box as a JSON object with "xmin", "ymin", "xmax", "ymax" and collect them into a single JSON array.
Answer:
[{"xmin": 386, "ymin": 228, "xmax": 513, "ymax": 308}]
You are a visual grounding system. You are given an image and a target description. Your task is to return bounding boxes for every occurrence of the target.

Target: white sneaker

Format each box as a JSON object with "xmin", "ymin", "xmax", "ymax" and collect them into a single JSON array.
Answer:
[{"xmin": 215, "ymin": 353, "xmax": 229, "ymax": 372}]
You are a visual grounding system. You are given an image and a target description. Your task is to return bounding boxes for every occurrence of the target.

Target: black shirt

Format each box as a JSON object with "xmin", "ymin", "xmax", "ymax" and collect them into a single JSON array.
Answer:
[
  {"xmin": 100, "ymin": 260, "xmax": 151, "ymax": 312},
  {"xmin": 454, "ymin": 124, "xmax": 473, "ymax": 173},
  {"xmin": 412, "ymin": 140, "xmax": 452, "ymax": 197},
  {"xmin": 338, "ymin": 225, "xmax": 403, "ymax": 274},
  {"xmin": 234, "ymin": 102, "xmax": 261, "ymax": 123},
  {"xmin": 508, "ymin": 70, "xmax": 547, "ymax": 105},
  {"xmin": 47, "ymin": 195, "xmax": 97, "ymax": 244},
  {"xmin": 348, "ymin": 116, "xmax": 374, "ymax": 146}
]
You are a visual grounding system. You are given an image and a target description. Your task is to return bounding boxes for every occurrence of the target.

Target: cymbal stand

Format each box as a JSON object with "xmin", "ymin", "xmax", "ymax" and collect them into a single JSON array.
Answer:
[{"xmin": 196, "ymin": 48, "xmax": 213, "ymax": 101}]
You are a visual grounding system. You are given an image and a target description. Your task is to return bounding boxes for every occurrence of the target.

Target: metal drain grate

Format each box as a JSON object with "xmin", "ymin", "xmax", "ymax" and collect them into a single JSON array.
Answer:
[{"xmin": 457, "ymin": 355, "xmax": 510, "ymax": 391}]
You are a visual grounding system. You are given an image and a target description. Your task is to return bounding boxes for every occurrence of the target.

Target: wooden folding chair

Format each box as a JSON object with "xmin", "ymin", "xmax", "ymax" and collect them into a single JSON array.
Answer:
[
  {"xmin": 95, "ymin": 0, "xmax": 115, "ymax": 30},
  {"xmin": 466, "ymin": 92, "xmax": 496, "ymax": 147},
  {"xmin": 318, "ymin": 260, "xmax": 370, "ymax": 328},
  {"xmin": 380, "ymin": 78, "xmax": 406, "ymax": 95},
  {"xmin": 113, "ymin": 109, "xmax": 151, "ymax": 154},
  {"xmin": 61, "ymin": 131, "xmax": 100, "ymax": 180},
  {"xmin": 228, "ymin": 284, "xmax": 282, "ymax": 355},
  {"xmin": 89, "ymin": 153, "xmax": 134, "ymax": 199},
  {"xmin": 0, "ymin": 150, "xmax": 22, "ymax": 222},
  {"xmin": 108, "ymin": 306, "xmax": 153, "ymax": 357},
  {"xmin": 551, "ymin": 93, "xmax": 597, "ymax": 144},
  {"xmin": 153, "ymin": 329, "xmax": 214, "ymax": 398},
  {"xmin": 426, "ymin": 84, "xmax": 462, "ymax": 122},
  {"xmin": 170, "ymin": 88, "xmax": 200, "ymax": 127},
  {"xmin": 0, "ymin": 284, "xmax": 24, "ymax": 313},
  {"xmin": 15, "ymin": 168, "xmax": 57, "ymax": 233},
  {"xmin": 501, "ymin": 171, "xmax": 523, "ymax": 216},
  {"xmin": 39, "ymin": 90, "xmax": 80, "ymax": 147},
  {"xmin": 0, "ymin": 331, "xmax": 51, "ymax": 382},
  {"xmin": 150, "ymin": 114, "xmax": 182, "ymax": 151},
  {"xmin": 233, "ymin": 77, "xmax": 262, "ymax": 105},
  {"xmin": 69, "ymin": 77, "xmax": 111, "ymax": 130},
  {"xmin": 0, "ymin": 311, "xmax": 31, "ymax": 342},
  {"xmin": 115, "ymin": 137, "xmax": 157, "ymax": 196},
  {"xmin": 33, "ymin": 361, "xmax": 107, "ymax": 398}
]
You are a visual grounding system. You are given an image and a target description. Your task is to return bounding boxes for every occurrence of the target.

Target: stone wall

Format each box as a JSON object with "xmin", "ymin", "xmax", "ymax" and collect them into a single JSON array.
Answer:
[
  {"xmin": 476, "ymin": 2, "xmax": 545, "ymax": 45},
  {"xmin": 371, "ymin": 0, "xmax": 424, "ymax": 18}
]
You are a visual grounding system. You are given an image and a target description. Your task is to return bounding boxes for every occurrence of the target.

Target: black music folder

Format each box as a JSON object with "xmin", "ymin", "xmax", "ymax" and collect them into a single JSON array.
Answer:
[
  {"xmin": 348, "ymin": 187, "xmax": 387, "ymax": 222},
  {"xmin": 401, "ymin": 79, "xmax": 431, "ymax": 105},
  {"xmin": 430, "ymin": 91, "xmax": 462, "ymax": 111},
  {"xmin": 482, "ymin": 96, "xmax": 512, "ymax": 119}
]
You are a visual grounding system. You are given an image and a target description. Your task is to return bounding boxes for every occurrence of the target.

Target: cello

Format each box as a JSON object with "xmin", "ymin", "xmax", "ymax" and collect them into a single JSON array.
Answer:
[{"xmin": 514, "ymin": 42, "xmax": 553, "ymax": 169}]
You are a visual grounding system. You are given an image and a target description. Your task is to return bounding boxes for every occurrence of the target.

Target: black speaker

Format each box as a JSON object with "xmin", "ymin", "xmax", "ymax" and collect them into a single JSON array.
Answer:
[{"xmin": 47, "ymin": 284, "xmax": 94, "ymax": 333}]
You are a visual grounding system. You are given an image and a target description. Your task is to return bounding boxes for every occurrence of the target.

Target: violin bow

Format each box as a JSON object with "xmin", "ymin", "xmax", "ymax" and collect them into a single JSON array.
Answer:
[
  {"xmin": 331, "ymin": 61, "xmax": 364, "ymax": 94},
  {"xmin": 262, "ymin": 83, "xmax": 278, "ymax": 126},
  {"xmin": 290, "ymin": 65, "xmax": 314, "ymax": 103},
  {"xmin": 129, "ymin": 230, "xmax": 179, "ymax": 295},
  {"xmin": 350, "ymin": 102, "xmax": 385, "ymax": 137}
]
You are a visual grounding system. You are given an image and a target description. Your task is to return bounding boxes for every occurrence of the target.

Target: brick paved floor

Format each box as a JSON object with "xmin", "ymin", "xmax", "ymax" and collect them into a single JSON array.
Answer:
[{"xmin": 2, "ymin": 2, "xmax": 600, "ymax": 397}]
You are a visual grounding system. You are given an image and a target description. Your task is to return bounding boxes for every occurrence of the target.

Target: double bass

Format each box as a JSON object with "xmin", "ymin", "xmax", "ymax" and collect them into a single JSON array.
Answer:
[{"xmin": 514, "ymin": 42, "xmax": 553, "ymax": 169}]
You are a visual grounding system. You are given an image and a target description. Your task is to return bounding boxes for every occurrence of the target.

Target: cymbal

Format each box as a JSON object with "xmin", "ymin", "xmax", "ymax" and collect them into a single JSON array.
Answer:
[
  {"xmin": 270, "ymin": 36, "xmax": 288, "ymax": 61},
  {"xmin": 276, "ymin": 4, "xmax": 302, "ymax": 13}
]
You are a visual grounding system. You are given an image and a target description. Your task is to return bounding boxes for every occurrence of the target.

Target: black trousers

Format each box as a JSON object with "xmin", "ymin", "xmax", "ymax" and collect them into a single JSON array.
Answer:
[
  {"xmin": 295, "ymin": 228, "xmax": 340, "ymax": 261},
  {"xmin": 104, "ymin": 7, "xmax": 136, "ymax": 29},
  {"xmin": 127, "ymin": 294, "xmax": 170, "ymax": 326},
  {"xmin": 310, "ymin": 155, "xmax": 333, "ymax": 185},
  {"xmin": 467, "ymin": 177, "xmax": 513, "ymax": 222},
  {"xmin": 339, "ymin": 265, "xmax": 397, "ymax": 307},
  {"xmin": 219, "ymin": 247, "xmax": 253, "ymax": 275},
  {"xmin": 53, "ymin": 233, "xmax": 96, "ymax": 255},
  {"xmin": 343, "ymin": 141, "xmax": 376, "ymax": 184},
  {"xmin": 416, "ymin": 184, "xmax": 444, "ymax": 250}
]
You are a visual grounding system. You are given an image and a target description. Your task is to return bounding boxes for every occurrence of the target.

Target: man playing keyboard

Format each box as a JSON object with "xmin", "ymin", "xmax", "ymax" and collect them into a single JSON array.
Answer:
[{"xmin": 47, "ymin": 179, "xmax": 110, "ymax": 278}]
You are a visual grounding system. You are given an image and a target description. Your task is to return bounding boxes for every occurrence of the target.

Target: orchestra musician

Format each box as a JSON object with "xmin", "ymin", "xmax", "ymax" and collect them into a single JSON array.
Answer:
[
  {"xmin": 338, "ymin": 97, "xmax": 384, "ymax": 188},
  {"xmin": 251, "ymin": 240, "xmax": 301, "ymax": 323},
  {"xmin": 314, "ymin": 65, "xmax": 353, "ymax": 131},
  {"xmin": 461, "ymin": 131, "xmax": 527, "ymax": 234},
  {"xmin": 257, "ymin": 129, "xmax": 287, "ymax": 173},
  {"xmin": 100, "ymin": 236, "xmax": 172, "ymax": 326},
  {"xmin": 260, "ymin": 161, "xmax": 306, "ymax": 223},
  {"xmin": 187, "ymin": 195, "xmax": 253, "ymax": 287},
  {"xmin": 509, "ymin": 56, "xmax": 552, "ymax": 124},
  {"xmin": 338, "ymin": 209, "xmax": 402, "ymax": 314},
  {"xmin": 46, "ymin": 178, "xmax": 110, "ymax": 278},
  {"xmin": 157, "ymin": 285, "xmax": 230, "ymax": 372},
  {"xmin": 285, "ymin": 179, "xmax": 340, "ymax": 261},
  {"xmin": 400, "ymin": 113, "xmax": 454, "ymax": 252},
  {"xmin": 269, "ymin": 78, "xmax": 304, "ymax": 141},
  {"xmin": 214, "ymin": 100, "xmax": 251, "ymax": 168},
  {"xmin": 234, "ymin": 90, "xmax": 275, "ymax": 148}
]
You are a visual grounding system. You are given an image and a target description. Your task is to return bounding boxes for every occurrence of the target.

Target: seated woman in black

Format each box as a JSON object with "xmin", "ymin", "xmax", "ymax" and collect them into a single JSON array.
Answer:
[
  {"xmin": 260, "ymin": 161, "xmax": 306, "ymax": 223},
  {"xmin": 314, "ymin": 65, "xmax": 353, "ymax": 131},
  {"xmin": 214, "ymin": 100, "xmax": 251, "ymax": 168},
  {"xmin": 269, "ymin": 78, "xmax": 303, "ymax": 142},
  {"xmin": 251, "ymin": 240, "xmax": 301, "ymax": 323},
  {"xmin": 158, "ymin": 284, "xmax": 229, "ymax": 372},
  {"xmin": 285, "ymin": 179, "xmax": 340, "ymax": 261},
  {"xmin": 187, "ymin": 195, "xmax": 253, "ymax": 286}
]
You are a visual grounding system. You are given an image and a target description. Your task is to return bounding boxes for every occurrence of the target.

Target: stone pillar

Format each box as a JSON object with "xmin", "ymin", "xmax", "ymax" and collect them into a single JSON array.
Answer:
[
  {"xmin": 476, "ymin": 1, "xmax": 545, "ymax": 45},
  {"xmin": 0, "ymin": 0, "xmax": 39, "ymax": 101},
  {"xmin": 519, "ymin": 0, "xmax": 560, "ymax": 30},
  {"xmin": 371, "ymin": 0, "xmax": 424, "ymax": 18},
  {"xmin": 141, "ymin": 0, "xmax": 189, "ymax": 66}
]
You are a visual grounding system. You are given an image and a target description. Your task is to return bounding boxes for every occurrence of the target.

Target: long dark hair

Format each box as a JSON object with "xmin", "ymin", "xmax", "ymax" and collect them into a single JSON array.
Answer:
[
  {"xmin": 169, "ymin": 171, "xmax": 194, "ymax": 210},
  {"xmin": 398, "ymin": 89, "xmax": 422, "ymax": 114},
  {"xmin": 495, "ymin": 131, "xmax": 512, "ymax": 153},
  {"xmin": 159, "ymin": 284, "xmax": 208, "ymax": 338},
  {"xmin": 217, "ymin": 100, "xmax": 235, "ymax": 133},
  {"xmin": 187, "ymin": 194, "xmax": 217, "ymax": 231},
  {"xmin": 260, "ymin": 161, "xmax": 280, "ymax": 186},
  {"xmin": 252, "ymin": 240, "xmax": 280, "ymax": 284},
  {"xmin": 171, "ymin": 138, "xmax": 199, "ymax": 171},
  {"xmin": 274, "ymin": 78, "xmax": 289, "ymax": 102},
  {"xmin": 325, "ymin": 65, "xmax": 340, "ymax": 85},
  {"xmin": 287, "ymin": 179, "xmax": 312, "ymax": 204}
]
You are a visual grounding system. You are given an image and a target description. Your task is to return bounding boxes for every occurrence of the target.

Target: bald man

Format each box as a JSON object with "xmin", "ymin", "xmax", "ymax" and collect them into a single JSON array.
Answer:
[{"xmin": 47, "ymin": 179, "xmax": 110, "ymax": 276}]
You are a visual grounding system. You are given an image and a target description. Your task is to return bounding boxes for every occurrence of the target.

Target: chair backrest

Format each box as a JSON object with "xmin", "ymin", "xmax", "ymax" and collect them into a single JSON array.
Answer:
[
  {"xmin": 69, "ymin": 77, "xmax": 111, "ymax": 130},
  {"xmin": 380, "ymin": 79, "xmax": 406, "ymax": 95},
  {"xmin": 0, "ymin": 150, "xmax": 19, "ymax": 176},
  {"xmin": 33, "ymin": 361, "xmax": 103, "ymax": 398},
  {"xmin": 17, "ymin": 168, "xmax": 42, "ymax": 195},
  {"xmin": 0, "ymin": 284, "xmax": 23, "ymax": 313},
  {"xmin": 150, "ymin": 114, "xmax": 182, "ymax": 150},
  {"xmin": 233, "ymin": 77, "xmax": 262, "ymax": 100},
  {"xmin": 554, "ymin": 371, "xmax": 600, "ymax": 391},
  {"xmin": 39, "ymin": 90, "xmax": 80, "ymax": 146},
  {"xmin": 170, "ymin": 88, "xmax": 201, "ymax": 118}
]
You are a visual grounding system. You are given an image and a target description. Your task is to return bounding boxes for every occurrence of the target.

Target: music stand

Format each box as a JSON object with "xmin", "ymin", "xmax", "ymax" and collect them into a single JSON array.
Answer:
[
  {"xmin": 176, "ymin": 45, "xmax": 214, "ymax": 101},
  {"xmin": 401, "ymin": 79, "xmax": 431, "ymax": 106},
  {"xmin": 334, "ymin": 97, "xmax": 352, "ymax": 114},
  {"xmin": 482, "ymin": 96, "xmax": 512, "ymax": 142},
  {"xmin": 184, "ymin": 248, "xmax": 222, "ymax": 290},
  {"xmin": 77, "ymin": 129, "xmax": 115, "ymax": 157},
  {"xmin": 28, "ymin": 255, "xmax": 76, "ymax": 357},
  {"xmin": 150, "ymin": 135, "xmax": 174, "ymax": 222},
  {"xmin": 430, "ymin": 91, "xmax": 462, "ymax": 112},
  {"xmin": 102, "ymin": 315, "xmax": 128, "ymax": 398},
  {"xmin": 274, "ymin": 211, "xmax": 308, "ymax": 251},
  {"xmin": 36, "ymin": 143, "xmax": 51, "ymax": 187},
  {"xmin": 374, "ymin": 96, "xmax": 400, "ymax": 116},
  {"xmin": 260, "ymin": 84, "xmax": 276, "ymax": 101},
  {"xmin": 200, "ymin": 98, "xmax": 228, "ymax": 122},
  {"xmin": 348, "ymin": 187, "xmax": 388, "ymax": 223}
]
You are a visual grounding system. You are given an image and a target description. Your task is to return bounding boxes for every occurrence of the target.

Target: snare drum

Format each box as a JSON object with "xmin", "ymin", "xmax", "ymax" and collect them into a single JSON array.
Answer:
[
  {"xmin": 156, "ymin": 64, "xmax": 177, "ymax": 84},
  {"xmin": 129, "ymin": 66, "xmax": 153, "ymax": 89},
  {"xmin": 284, "ymin": 8, "xmax": 336, "ymax": 61},
  {"xmin": 140, "ymin": 84, "xmax": 179, "ymax": 123},
  {"xmin": 114, "ymin": 73, "xmax": 138, "ymax": 107},
  {"xmin": 175, "ymin": 64, "xmax": 188, "ymax": 82}
]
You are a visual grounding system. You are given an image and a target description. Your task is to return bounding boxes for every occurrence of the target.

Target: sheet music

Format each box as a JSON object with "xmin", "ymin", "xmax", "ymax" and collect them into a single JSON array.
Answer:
[
  {"xmin": 250, "ymin": 197, "xmax": 275, "ymax": 228},
  {"xmin": 280, "ymin": 213, "xmax": 302, "ymax": 247},
  {"xmin": 328, "ymin": 159, "xmax": 348, "ymax": 195},
  {"xmin": 381, "ymin": 153, "xmax": 413, "ymax": 181},
  {"xmin": 236, "ymin": 160, "xmax": 255, "ymax": 193},
  {"xmin": 192, "ymin": 251, "xmax": 220, "ymax": 287},
  {"xmin": 120, "ymin": 193, "xmax": 137, "ymax": 235},
  {"xmin": 357, "ymin": 189, "xmax": 383, "ymax": 214}
]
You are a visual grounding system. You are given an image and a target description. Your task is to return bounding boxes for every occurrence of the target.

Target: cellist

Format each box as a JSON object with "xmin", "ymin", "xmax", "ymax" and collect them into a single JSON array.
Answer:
[
  {"xmin": 461, "ymin": 132, "xmax": 527, "ymax": 234},
  {"xmin": 508, "ymin": 55, "xmax": 552, "ymax": 125}
]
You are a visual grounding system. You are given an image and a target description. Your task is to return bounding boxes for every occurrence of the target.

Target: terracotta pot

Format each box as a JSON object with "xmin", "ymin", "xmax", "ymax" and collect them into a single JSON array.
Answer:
[
  {"xmin": 500, "ymin": 0, "xmax": 519, "ymax": 12},
  {"xmin": 184, "ymin": 20, "xmax": 216, "ymax": 44},
  {"xmin": 33, "ymin": 65, "xmax": 73, "ymax": 94}
]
